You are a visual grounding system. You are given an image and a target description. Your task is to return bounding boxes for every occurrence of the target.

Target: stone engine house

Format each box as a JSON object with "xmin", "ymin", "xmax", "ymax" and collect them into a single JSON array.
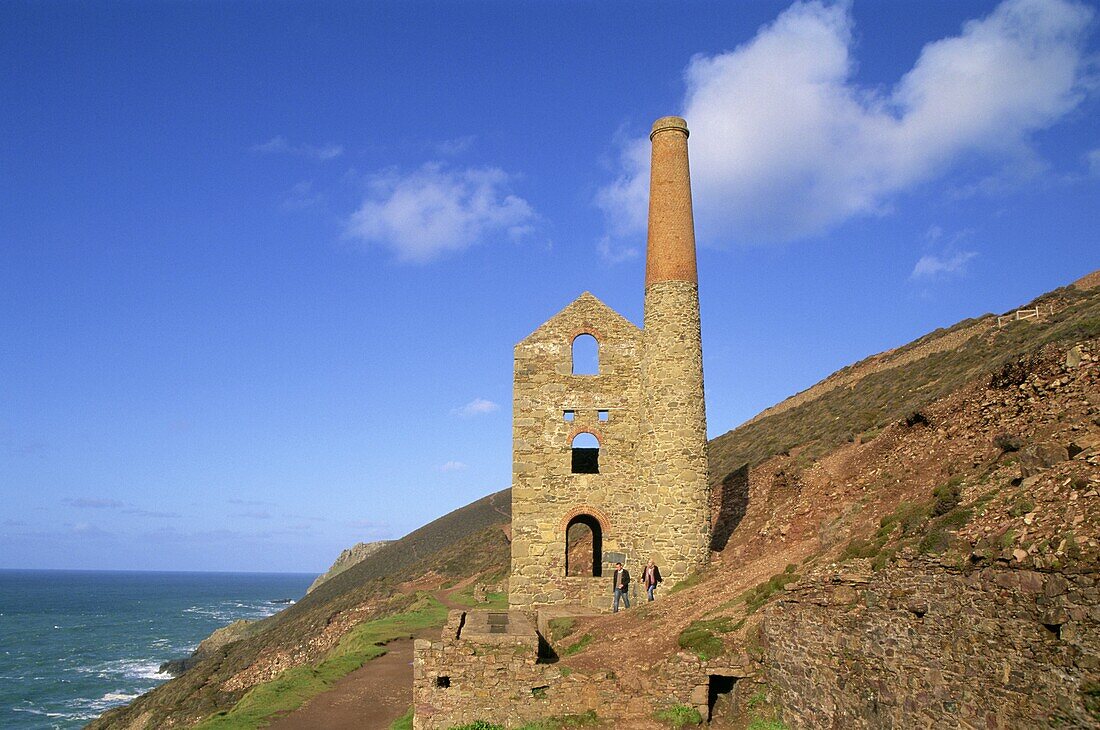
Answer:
[{"xmin": 510, "ymin": 116, "xmax": 711, "ymax": 610}]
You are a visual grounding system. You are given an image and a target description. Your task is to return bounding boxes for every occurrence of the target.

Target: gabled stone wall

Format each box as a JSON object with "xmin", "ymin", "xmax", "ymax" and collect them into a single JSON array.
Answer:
[{"xmin": 509, "ymin": 293, "xmax": 645, "ymax": 610}]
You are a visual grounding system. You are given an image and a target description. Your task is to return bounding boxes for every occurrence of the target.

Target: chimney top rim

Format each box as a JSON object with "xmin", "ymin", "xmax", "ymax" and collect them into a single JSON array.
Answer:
[{"xmin": 650, "ymin": 116, "xmax": 689, "ymax": 140}]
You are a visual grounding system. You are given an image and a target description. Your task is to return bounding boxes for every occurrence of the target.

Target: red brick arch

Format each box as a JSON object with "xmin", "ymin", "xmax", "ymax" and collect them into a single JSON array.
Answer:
[
  {"xmin": 567, "ymin": 426, "xmax": 604, "ymax": 444},
  {"xmin": 568, "ymin": 327, "xmax": 603, "ymax": 344},
  {"xmin": 558, "ymin": 505, "xmax": 612, "ymax": 534}
]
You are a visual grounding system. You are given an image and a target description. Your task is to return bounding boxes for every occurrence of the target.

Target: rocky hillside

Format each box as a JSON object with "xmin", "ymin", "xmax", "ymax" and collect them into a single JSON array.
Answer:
[
  {"xmin": 93, "ymin": 271, "xmax": 1099, "ymax": 729},
  {"xmin": 306, "ymin": 540, "xmax": 390, "ymax": 594},
  {"xmin": 541, "ymin": 274, "xmax": 1100, "ymax": 728}
]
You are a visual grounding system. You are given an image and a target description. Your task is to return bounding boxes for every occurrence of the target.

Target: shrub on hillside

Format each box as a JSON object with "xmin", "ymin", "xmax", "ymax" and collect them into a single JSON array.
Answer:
[
  {"xmin": 677, "ymin": 617, "xmax": 741, "ymax": 660},
  {"xmin": 654, "ymin": 704, "xmax": 703, "ymax": 727},
  {"xmin": 993, "ymin": 433, "xmax": 1024, "ymax": 452},
  {"xmin": 932, "ymin": 477, "xmax": 963, "ymax": 516},
  {"xmin": 904, "ymin": 411, "xmax": 930, "ymax": 427}
]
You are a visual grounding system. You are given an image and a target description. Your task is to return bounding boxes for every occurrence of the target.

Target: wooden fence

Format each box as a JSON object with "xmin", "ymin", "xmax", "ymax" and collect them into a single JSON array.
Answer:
[{"xmin": 997, "ymin": 304, "xmax": 1055, "ymax": 327}]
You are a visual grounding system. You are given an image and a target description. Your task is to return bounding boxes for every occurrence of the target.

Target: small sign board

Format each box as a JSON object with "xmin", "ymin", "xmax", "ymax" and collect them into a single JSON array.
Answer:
[{"xmin": 603, "ymin": 551, "xmax": 627, "ymax": 565}]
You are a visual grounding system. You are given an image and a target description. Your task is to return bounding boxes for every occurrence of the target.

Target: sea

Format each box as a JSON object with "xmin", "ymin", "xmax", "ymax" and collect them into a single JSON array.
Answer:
[{"xmin": 0, "ymin": 569, "xmax": 315, "ymax": 729}]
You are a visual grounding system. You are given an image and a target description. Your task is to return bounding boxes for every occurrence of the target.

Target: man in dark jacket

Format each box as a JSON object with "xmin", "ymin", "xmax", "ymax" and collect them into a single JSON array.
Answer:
[{"xmin": 612, "ymin": 562, "xmax": 630, "ymax": 612}]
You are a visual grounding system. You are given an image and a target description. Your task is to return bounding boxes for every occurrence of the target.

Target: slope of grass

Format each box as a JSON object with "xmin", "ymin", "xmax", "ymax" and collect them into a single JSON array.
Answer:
[
  {"xmin": 195, "ymin": 593, "xmax": 446, "ymax": 730},
  {"xmin": 92, "ymin": 507, "xmax": 510, "ymax": 730},
  {"xmin": 708, "ymin": 285, "xmax": 1100, "ymax": 482}
]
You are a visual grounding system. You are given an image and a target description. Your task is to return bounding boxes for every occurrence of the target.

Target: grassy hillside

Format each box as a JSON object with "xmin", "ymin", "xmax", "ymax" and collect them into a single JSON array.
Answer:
[
  {"xmin": 708, "ymin": 282, "xmax": 1100, "ymax": 485},
  {"xmin": 89, "ymin": 490, "xmax": 511, "ymax": 729}
]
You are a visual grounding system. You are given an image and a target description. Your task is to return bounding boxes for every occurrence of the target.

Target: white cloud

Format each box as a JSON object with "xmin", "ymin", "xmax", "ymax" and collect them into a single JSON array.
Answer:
[
  {"xmin": 281, "ymin": 180, "xmax": 323, "ymax": 211},
  {"xmin": 598, "ymin": 0, "xmax": 1094, "ymax": 246},
  {"xmin": 66, "ymin": 497, "xmax": 124, "ymax": 509},
  {"xmin": 64, "ymin": 496, "xmax": 179, "ymax": 518},
  {"xmin": 1088, "ymin": 148, "xmax": 1100, "ymax": 176},
  {"xmin": 596, "ymin": 235, "xmax": 640, "ymax": 264},
  {"xmin": 251, "ymin": 136, "xmax": 344, "ymax": 161},
  {"xmin": 436, "ymin": 135, "xmax": 476, "ymax": 156},
  {"xmin": 346, "ymin": 164, "xmax": 536, "ymax": 263},
  {"xmin": 439, "ymin": 460, "xmax": 468, "ymax": 472},
  {"xmin": 451, "ymin": 398, "xmax": 500, "ymax": 418},
  {"xmin": 911, "ymin": 251, "xmax": 979, "ymax": 279}
]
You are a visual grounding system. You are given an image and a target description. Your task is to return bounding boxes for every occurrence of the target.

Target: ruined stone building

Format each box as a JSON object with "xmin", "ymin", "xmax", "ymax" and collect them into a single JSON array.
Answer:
[
  {"xmin": 509, "ymin": 116, "xmax": 711, "ymax": 610},
  {"xmin": 414, "ymin": 116, "xmax": 724, "ymax": 729}
]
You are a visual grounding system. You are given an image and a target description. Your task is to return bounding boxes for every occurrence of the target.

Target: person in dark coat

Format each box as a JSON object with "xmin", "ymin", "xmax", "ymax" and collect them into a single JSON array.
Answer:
[
  {"xmin": 612, "ymin": 562, "xmax": 630, "ymax": 612},
  {"xmin": 642, "ymin": 559, "xmax": 663, "ymax": 601}
]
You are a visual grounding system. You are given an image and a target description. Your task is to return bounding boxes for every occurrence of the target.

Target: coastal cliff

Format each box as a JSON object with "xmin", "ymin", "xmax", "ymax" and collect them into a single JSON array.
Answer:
[{"xmin": 306, "ymin": 540, "xmax": 390, "ymax": 594}]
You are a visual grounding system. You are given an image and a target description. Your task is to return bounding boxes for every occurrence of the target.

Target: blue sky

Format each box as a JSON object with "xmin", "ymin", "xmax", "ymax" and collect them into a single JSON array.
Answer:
[{"xmin": 1, "ymin": 0, "xmax": 1097, "ymax": 572}]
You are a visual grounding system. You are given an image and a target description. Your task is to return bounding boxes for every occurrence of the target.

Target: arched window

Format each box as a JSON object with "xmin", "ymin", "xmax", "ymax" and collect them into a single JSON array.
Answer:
[
  {"xmin": 565, "ymin": 514, "xmax": 603, "ymax": 577},
  {"xmin": 571, "ymin": 334, "xmax": 599, "ymax": 375},
  {"xmin": 571, "ymin": 432, "xmax": 599, "ymax": 474}
]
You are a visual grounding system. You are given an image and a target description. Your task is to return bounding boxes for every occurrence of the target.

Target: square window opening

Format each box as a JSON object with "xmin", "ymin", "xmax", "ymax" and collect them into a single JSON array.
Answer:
[
  {"xmin": 435, "ymin": 675, "xmax": 451, "ymax": 688},
  {"xmin": 598, "ymin": 410, "xmax": 609, "ymax": 422},
  {"xmin": 563, "ymin": 410, "xmax": 575, "ymax": 422}
]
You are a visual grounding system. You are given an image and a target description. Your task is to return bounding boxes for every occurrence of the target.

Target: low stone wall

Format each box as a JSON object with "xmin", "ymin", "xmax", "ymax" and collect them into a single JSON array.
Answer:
[
  {"xmin": 762, "ymin": 558, "xmax": 1100, "ymax": 728},
  {"xmin": 413, "ymin": 609, "xmax": 753, "ymax": 728}
]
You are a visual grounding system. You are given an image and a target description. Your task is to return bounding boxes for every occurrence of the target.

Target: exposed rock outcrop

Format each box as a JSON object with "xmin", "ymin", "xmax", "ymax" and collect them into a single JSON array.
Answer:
[
  {"xmin": 307, "ymin": 540, "xmax": 390, "ymax": 594},
  {"xmin": 158, "ymin": 619, "xmax": 257, "ymax": 677}
]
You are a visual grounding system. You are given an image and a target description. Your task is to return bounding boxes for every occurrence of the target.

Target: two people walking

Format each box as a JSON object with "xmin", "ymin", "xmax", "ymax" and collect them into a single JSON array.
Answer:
[{"xmin": 612, "ymin": 559, "xmax": 662, "ymax": 612}]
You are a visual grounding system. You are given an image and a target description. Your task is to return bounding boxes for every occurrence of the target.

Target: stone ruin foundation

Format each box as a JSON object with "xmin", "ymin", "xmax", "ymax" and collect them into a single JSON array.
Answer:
[{"xmin": 412, "ymin": 609, "xmax": 754, "ymax": 729}]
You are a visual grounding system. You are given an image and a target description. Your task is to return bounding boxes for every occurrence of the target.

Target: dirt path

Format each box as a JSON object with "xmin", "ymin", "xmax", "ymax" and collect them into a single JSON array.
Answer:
[
  {"xmin": 264, "ymin": 637, "xmax": 415, "ymax": 730},
  {"xmin": 264, "ymin": 587, "xmax": 467, "ymax": 730}
]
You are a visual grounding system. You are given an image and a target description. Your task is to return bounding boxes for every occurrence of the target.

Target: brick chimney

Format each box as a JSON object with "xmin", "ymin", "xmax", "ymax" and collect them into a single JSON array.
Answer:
[
  {"xmin": 639, "ymin": 115, "xmax": 710, "ymax": 578},
  {"xmin": 645, "ymin": 116, "xmax": 698, "ymax": 288}
]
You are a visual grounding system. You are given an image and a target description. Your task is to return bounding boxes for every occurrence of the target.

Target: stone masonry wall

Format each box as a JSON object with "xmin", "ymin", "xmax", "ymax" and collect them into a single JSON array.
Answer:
[
  {"xmin": 762, "ymin": 559, "xmax": 1100, "ymax": 728},
  {"xmin": 413, "ymin": 611, "xmax": 748, "ymax": 729},
  {"xmin": 510, "ymin": 293, "xmax": 645, "ymax": 610},
  {"xmin": 640, "ymin": 280, "xmax": 711, "ymax": 579}
]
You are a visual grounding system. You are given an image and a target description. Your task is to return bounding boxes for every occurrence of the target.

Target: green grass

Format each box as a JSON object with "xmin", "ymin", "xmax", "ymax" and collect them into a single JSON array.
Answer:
[
  {"xmin": 879, "ymin": 500, "xmax": 931, "ymax": 537},
  {"xmin": 1009, "ymin": 498, "xmax": 1035, "ymax": 518},
  {"xmin": 1081, "ymin": 680, "xmax": 1100, "ymax": 719},
  {"xmin": 560, "ymin": 634, "xmax": 593, "ymax": 657},
  {"xmin": 668, "ymin": 569, "xmax": 706, "ymax": 594},
  {"xmin": 677, "ymin": 617, "xmax": 741, "ymax": 660},
  {"xmin": 390, "ymin": 706, "xmax": 414, "ymax": 730},
  {"xmin": 747, "ymin": 720, "xmax": 789, "ymax": 730},
  {"xmin": 195, "ymin": 593, "xmax": 447, "ymax": 730},
  {"xmin": 449, "ymin": 580, "xmax": 508, "ymax": 610},
  {"xmin": 516, "ymin": 710, "xmax": 600, "ymax": 729},
  {"xmin": 841, "ymin": 536, "xmax": 886, "ymax": 561},
  {"xmin": 547, "ymin": 617, "xmax": 576, "ymax": 643},
  {"xmin": 707, "ymin": 284, "xmax": 1100, "ymax": 484},
  {"xmin": 932, "ymin": 476, "xmax": 963, "ymax": 516},
  {"xmin": 654, "ymin": 704, "xmax": 703, "ymax": 727},
  {"xmin": 919, "ymin": 507, "xmax": 974, "ymax": 555},
  {"xmin": 742, "ymin": 565, "xmax": 800, "ymax": 614},
  {"xmin": 744, "ymin": 687, "xmax": 788, "ymax": 730},
  {"xmin": 972, "ymin": 488, "xmax": 1000, "ymax": 516}
]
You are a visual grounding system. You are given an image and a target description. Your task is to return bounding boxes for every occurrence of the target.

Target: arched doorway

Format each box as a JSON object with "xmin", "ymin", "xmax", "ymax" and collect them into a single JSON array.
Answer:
[{"xmin": 565, "ymin": 513, "xmax": 603, "ymax": 577}]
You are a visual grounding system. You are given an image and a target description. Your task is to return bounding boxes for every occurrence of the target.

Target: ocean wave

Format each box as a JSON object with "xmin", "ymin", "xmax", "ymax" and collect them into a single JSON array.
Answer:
[
  {"xmin": 85, "ymin": 690, "xmax": 141, "ymax": 710},
  {"xmin": 48, "ymin": 691, "xmax": 145, "ymax": 723},
  {"xmin": 76, "ymin": 658, "xmax": 169, "ymax": 682},
  {"xmin": 182, "ymin": 599, "xmax": 287, "ymax": 622},
  {"xmin": 11, "ymin": 704, "xmax": 66, "ymax": 718}
]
